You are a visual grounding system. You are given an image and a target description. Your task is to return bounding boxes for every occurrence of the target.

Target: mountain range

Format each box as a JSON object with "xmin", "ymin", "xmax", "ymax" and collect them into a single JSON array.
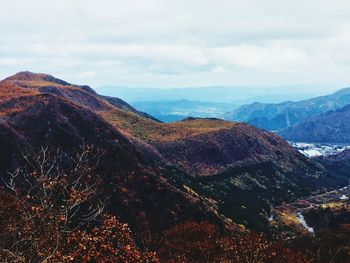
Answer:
[
  {"xmin": 98, "ymin": 84, "xmax": 350, "ymax": 143},
  {"xmin": 225, "ymin": 87, "xmax": 350, "ymax": 130},
  {"xmin": 96, "ymin": 85, "xmax": 324, "ymax": 124},
  {"xmin": 95, "ymin": 85, "xmax": 320, "ymax": 104},
  {"xmin": 131, "ymin": 100, "xmax": 233, "ymax": 122},
  {"xmin": 1, "ymin": 72, "xmax": 350, "ymax": 260},
  {"xmin": 279, "ymin": 104, "xmax": 350, "ymax": 143}
]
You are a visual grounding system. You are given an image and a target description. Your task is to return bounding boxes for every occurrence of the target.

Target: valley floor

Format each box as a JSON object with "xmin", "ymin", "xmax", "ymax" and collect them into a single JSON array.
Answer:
[
  {"xmin": 290, "ymin": 141, "xmax": 350, "ymax": 157},
  {"xmin": 270, "ymin": 186, "xmax": 350, "ymax": 262}
]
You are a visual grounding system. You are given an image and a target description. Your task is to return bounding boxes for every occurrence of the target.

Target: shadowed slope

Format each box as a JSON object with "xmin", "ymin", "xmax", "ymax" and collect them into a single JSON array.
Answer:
[
  {"xmin": 279, "ymin": 105, "xmax": 350, "ymax": 143},
  {"xmin": 1, "ymin": 72, "xmax": 349, "ymax": 235},
  {"xmin": 0, "ymin": 79, "xmax": 233, "ymax": 243}
]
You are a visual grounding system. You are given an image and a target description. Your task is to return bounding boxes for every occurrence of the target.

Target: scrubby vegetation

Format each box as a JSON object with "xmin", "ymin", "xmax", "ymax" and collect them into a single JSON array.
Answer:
[
  {"xmin": 1, "ymin": 72, "xmax": 350, "ymax": 262},
  {"xmin": 271, "ymin": 191, "xmax": 350, "ymax": 263},
  {"xmin": 0, "ymin": 146, "xmax": 157, "ymax": 262},
  {"xmin": 101, "ymin": 110, "xmax": 236, "ymax": 143},
  {"xmin": 0, "ymin": 146, "xmax": 314, "ymax": 263},
  {"xmin": 158, "ymin": 221, "xmax": 311, "ymax": 263}
]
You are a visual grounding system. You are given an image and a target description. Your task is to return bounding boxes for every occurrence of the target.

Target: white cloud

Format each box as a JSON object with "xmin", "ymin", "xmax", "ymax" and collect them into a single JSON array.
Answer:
[
  {"xmin": 0, "ymin": 58, "xmax": 21, "ymax": 66},
  {"xmin": 211, "ymin": 66, "xmax": 227, "ymax": 73},
  {"xmin": 0, "ymin": 0, "xmax": 350, "ymax": 91},
  {"xmin": 77, "ymin": 71, "xmax": 97, "ymax": 78}
]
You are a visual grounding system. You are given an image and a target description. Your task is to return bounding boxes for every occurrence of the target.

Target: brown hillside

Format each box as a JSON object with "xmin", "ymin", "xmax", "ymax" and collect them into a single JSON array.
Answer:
[
  {"xmin": 0, "ymin": 77, "xmax": 234, "ymax": 242},
  {"xmin": 1, "ymin": 72, "xmax": 348, "ymax": 234}
]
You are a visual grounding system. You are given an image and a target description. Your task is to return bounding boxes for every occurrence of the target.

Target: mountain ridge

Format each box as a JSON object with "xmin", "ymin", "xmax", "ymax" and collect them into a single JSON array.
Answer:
[
  {"xmin": 226, "ymin": 86, "xmax": 350, "ymax": 131},
  {"xmin": 0, "ymin": 73, "xmax": 233, "ymax": 242},
  {"xmin": 1, "ymin": 71, "xmax": 349, "ymax": 242},
  {"xmin": 279, "ymin": 104, "xmax": 350, "ymax": 143}
]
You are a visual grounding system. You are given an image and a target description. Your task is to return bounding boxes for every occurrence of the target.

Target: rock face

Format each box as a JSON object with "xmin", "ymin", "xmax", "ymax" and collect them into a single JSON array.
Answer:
[
  {"xmin": 279, "ymin": 105, "xmax": 350, "ymax": 143},
  {"xmin": 227, "ymin": 87, "xmax": 350, "ymax": 131},
  {"xmin": 0, "ymin": 71, "xmax": 349, "ymax": 240}
]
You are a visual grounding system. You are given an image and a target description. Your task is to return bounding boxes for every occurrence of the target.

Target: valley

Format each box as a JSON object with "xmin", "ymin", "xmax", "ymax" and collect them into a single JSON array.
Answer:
[
  {"xmin": 0, "ymin": 72, "xmax": 349, "ymax": 262},
  {"xmin": 290, "ymin": 142, "xmax": 350, "ymax": 157},
  {"xmin": 270, "ymin": 185, "xmax": 350, "ymax": 262},
  {"xmin": 3, "ymin": 1, "xmax": 350, "ymax": 261}
]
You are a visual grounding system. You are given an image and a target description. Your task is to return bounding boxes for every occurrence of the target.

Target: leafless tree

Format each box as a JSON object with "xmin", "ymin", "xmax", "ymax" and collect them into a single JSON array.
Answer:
[{"xmin": 0, "ymin": 144, "xmax": 106, "ymax": 262}]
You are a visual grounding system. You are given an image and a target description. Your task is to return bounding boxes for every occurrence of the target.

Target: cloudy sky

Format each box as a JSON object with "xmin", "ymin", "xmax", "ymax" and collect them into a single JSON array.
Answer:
[{"xmin": 1, "ymin": 0, "xmax": 350, "ymax": 90}]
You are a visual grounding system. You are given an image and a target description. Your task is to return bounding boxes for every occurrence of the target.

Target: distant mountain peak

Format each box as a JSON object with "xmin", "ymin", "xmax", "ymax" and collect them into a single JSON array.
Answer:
[
  {"xmin": 0, "ymin": 71, "xmax": 158, "ymax": 122},
  {"xmin": 2, "ymin": 71, "xmax": 100, "ymax": 95}
]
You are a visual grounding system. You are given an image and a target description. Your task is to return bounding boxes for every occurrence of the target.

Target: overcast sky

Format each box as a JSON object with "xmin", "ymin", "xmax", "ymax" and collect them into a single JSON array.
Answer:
[{"xmin": 1, "ymin": 0, "xmax": 350, "ymax": 90}]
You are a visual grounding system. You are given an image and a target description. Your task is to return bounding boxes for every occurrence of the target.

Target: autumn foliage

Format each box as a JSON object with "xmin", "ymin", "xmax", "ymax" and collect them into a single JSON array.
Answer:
[
  {"xmin": 159, "ymin": 221, "xmax": 311, "ymax": 263},
  {"xmin": 0, "ymin": 146, "xmax": 157, "ymax": 262},
  {"xmin": 159, "ymin": 221, "xmax": 221, "ymax": 262},
  {"xmin": 0, "ymin": 145, "xmax": 313, "ymax": 263}
]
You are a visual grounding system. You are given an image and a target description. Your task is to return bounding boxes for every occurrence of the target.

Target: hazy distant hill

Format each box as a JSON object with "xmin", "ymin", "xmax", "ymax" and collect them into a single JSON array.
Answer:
[
  {"xmin": 226, "ymin": 87, "xmax": 350, "ymax": 131},
  {"xmin": 96, "ymin": 85, "xmax": 323, "ymax": 122},
  {"xmin": 279, "ymin": 105, "xmax": 350, "ymax": 143},
  {"xmin": 132, "ymin": 100, "xmax": 233, "ymax": 122},
  {"xmin": 96, "ymin": 85, "xmax": 320, "ymax": 104}
]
